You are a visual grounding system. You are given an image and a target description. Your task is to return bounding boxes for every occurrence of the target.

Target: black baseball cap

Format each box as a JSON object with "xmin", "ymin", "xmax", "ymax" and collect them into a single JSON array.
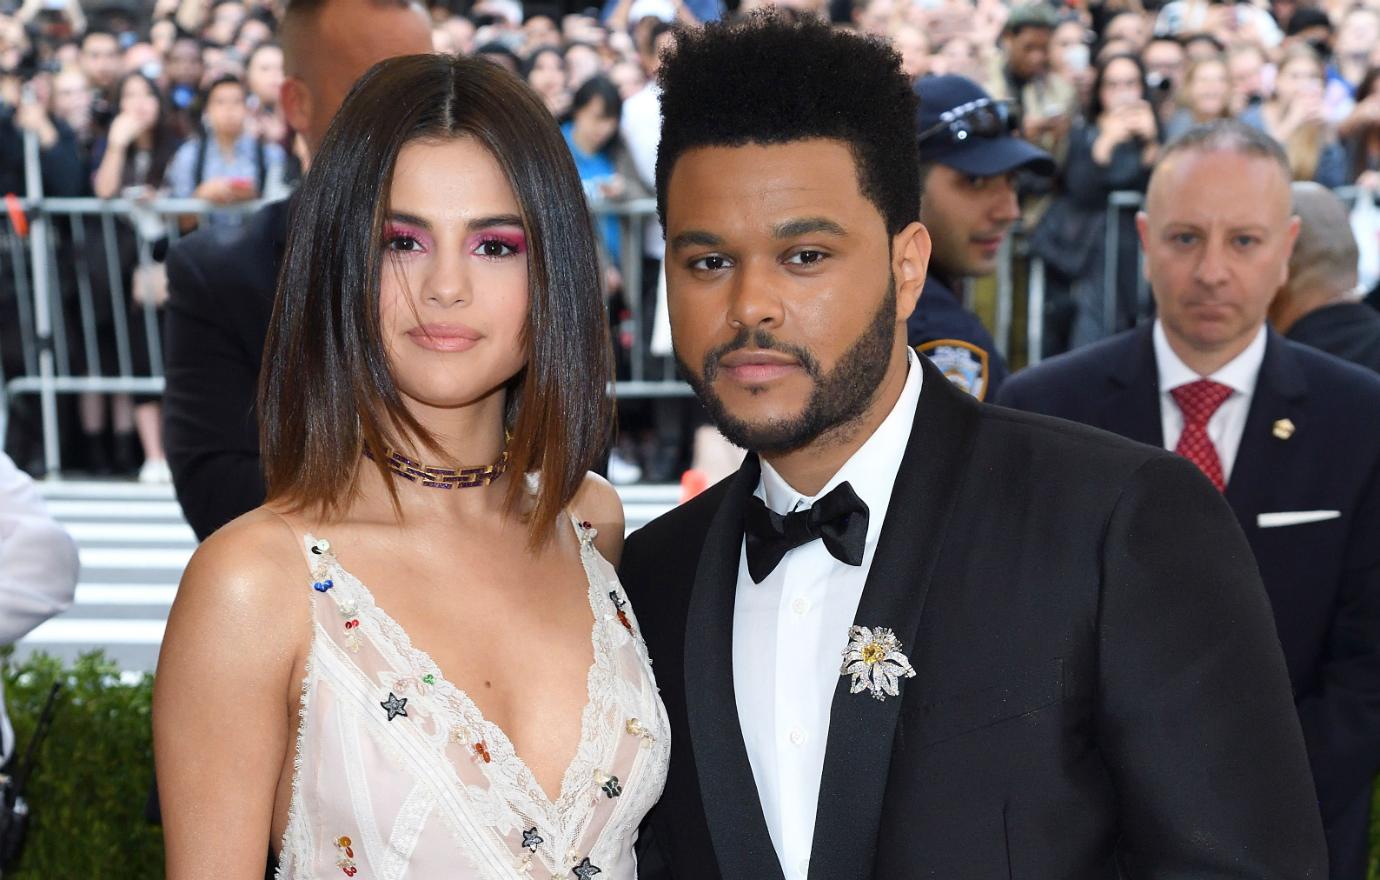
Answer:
[{"xmin": 914, "ymin": 75, "xmax": 1056, "ymax": 178}]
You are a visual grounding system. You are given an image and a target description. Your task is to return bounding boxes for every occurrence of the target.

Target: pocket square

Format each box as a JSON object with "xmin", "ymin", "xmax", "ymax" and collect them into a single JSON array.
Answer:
[{"xmin": 1257, "ymin": 510, "xmax": 1341, "ymax": 528}]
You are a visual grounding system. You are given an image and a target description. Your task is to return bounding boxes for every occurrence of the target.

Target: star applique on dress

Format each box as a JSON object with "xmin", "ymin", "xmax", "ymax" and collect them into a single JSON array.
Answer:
[{"xmin": 380, "ymin": 692, "xmax": 409, "ymax": 721}]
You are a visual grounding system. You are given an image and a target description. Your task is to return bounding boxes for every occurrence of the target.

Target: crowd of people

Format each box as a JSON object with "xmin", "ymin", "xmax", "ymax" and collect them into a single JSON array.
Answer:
[{"xmin": 0, "ymin": 0, "xmax": 1375, "ymax": 876}]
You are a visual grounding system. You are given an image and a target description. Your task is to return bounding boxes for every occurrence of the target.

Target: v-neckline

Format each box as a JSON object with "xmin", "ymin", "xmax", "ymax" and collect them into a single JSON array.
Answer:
[{"xmin": 305, "ymin": 516, "xmax": 608, "ymax": 813}]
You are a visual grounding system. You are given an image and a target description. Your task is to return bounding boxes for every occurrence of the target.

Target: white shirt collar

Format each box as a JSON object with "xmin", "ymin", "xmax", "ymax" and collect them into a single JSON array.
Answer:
[
  {"xmin": 1153, "ymin": 319, "xmax": 1267, "ymax": 396},
  {"xmin": 757, "ymin": 349, "xmax": 923, "ymax": 547}
]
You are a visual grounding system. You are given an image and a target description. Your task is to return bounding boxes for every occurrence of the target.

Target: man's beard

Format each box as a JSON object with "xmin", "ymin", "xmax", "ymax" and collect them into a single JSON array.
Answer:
[{"xmin": 676, "ymin": 279, "xmax": 897, "ymax": 455}]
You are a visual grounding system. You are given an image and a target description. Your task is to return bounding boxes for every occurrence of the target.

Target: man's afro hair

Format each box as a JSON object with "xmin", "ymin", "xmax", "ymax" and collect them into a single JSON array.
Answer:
[{"xmin": 654, "ymin": 11, "xmax": 920, "ymax": 235}]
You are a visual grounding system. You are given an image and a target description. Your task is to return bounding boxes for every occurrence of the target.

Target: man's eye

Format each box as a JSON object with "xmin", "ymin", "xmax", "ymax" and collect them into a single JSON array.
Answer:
[
  {"xmin": 1233, "ymin": 235, "xmax": 1260, "ymax": 249},
  {"xmin": 1171, "ymin": 233, "xmax": 1197, "ymax": 246},
  {"xmin": 689, "ymin": 255, "xmax": 731, "ymax": 271},
  {"xmin": 785, "ymin": 250, "xmax": 828, "ymax": 266}
]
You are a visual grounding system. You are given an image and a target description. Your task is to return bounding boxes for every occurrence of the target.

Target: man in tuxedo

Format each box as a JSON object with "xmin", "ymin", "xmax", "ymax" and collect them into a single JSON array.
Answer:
[
  {"xmin": 162, "ymin": 0, "xmax": 431, "ymax": 541},
  {"xmin": 997, "ymin": 121, "xmax": 1380, "ymax": 879},
  {"xmin": 619, "ymin": 15, "xmax": 1327, "ymax": 878}
]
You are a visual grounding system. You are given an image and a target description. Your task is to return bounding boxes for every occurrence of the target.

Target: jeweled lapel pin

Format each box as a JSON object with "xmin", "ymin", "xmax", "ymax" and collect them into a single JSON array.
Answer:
[
  {"xmin": 1273, "ymin": 418, "xmax": 1296, "ymax": 440},
  {"xmin": 840, "ymin": 625, "xmax": 917, "ymax": 701}
]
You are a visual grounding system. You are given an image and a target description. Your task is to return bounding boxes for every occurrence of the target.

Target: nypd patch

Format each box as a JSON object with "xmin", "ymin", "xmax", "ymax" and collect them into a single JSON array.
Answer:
[{"xmin": 916, "ymin": 339, "xmax": 990, "ymax": 401}]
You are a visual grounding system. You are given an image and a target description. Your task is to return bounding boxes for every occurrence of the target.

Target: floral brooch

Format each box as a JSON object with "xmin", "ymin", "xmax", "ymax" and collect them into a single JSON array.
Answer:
[{"xmin": 840, "ymin": 625, "xmax": 916, "ymax": 701}]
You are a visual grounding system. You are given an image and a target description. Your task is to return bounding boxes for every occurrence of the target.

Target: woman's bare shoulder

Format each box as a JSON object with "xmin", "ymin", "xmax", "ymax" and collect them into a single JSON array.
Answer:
[
  {"xmin": 571, "ymin": 472, "xmax": 625, "ymax": 565},
  {"xmin": 175, "ymin": 506, "xmax": 313, "ymax": 620}
]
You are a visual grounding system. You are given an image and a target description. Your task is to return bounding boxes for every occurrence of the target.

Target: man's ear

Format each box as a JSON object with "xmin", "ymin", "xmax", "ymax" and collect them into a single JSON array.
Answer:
[
  {"xmin": 1135, "ymin": 211, "xmax": 1151, "ymax": 281},
  {"xmin": 893, "ymin": 220, "xmax": 931, "ymax": 324},
  {"xmin": 279, "ymin": 76, "xmax": 311, "ymax": 138}
]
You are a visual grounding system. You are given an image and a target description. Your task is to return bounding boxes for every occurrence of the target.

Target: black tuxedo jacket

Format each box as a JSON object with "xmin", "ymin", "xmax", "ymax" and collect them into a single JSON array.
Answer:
[
  {"xmin": 620, "ymin": 355, "xmax": 1327, "ymax": 879},
  {"xmin": 997, "ymin": 325, "xmax": 1380, "ymax": 878},
  {"xmin": 163, "ymin": 198, "xmax": 290, "ymax": 541}
]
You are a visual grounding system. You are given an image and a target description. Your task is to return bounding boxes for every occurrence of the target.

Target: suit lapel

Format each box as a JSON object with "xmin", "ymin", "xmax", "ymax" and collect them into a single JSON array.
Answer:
[
  {"xmin": 683, "ymin": 453, "xmax": 785, "ymax": 880},
  {"xmin": 1097, "ymin": 324, "xmax": 1163, "ymax": 446},
  {"xmin": 1225, "ymin": 331, "xmax": 1307, "ymax": 522},
  {"xmin": 808, "ymin": 356, "xmax": 982, "ymax": 879}
]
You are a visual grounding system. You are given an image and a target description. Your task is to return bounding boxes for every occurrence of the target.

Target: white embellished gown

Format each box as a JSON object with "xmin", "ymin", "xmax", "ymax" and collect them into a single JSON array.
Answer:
[{"xmin": 274, "ymin": 517, "xmax": 670, "ymax": 879}]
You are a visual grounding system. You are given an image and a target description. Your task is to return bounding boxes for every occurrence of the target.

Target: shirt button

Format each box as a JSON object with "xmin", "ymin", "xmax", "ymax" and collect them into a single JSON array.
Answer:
[
  {"xmin": 791, "ymin": 597, "xmax": 811, "ymax": 615},
  {"xmin": 788, "ymin": 727, "xmax": 806, "ymax": 747}
]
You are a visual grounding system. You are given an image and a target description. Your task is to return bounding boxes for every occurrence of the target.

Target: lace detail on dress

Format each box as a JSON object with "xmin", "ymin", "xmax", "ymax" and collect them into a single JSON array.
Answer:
[{"xmin": 275, "ymin": 520, "xmax": 669, "ymax": 880}]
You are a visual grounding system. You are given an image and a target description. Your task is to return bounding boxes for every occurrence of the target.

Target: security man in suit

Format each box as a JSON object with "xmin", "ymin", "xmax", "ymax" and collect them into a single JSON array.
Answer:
[
  {"xmin": 907, "ymin": 75, "xmax": 1055, "ymax": 402},
  {"xmin": 1270, "ymin": 182, "xmax": 1380, "ymax": 373},
  {"xmin": 621, "ymin": 17, "xmax": 1326, "ymax": 878},
  {"xmin": 997, "ymin": 120, "xmax": 1380, "ymax": 879},
  {"xmin": 162, "ymin": 0, "xmax": 432, "ymax": 542}
]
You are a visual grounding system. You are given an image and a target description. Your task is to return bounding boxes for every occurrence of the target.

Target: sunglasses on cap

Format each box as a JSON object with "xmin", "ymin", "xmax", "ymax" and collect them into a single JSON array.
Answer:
[{"xmin": 917, "ymin": 98, "xmax": 1022, "ymax": 149}]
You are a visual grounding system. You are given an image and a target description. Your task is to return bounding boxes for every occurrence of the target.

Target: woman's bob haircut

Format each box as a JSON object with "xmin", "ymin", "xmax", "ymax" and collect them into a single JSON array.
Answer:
[{"xmin": 260, "ymin": 53, "xmax": 614, "ymax": 545}]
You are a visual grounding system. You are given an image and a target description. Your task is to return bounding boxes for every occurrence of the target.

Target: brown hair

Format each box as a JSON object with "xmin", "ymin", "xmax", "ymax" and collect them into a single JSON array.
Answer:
[
  {"xmin": 1273, "ymin": 44, "xmax": 1326, "ymax": 182},
  {"xmin": 260, "ymin": 53, "xmax": 613, "ymax": 545}
]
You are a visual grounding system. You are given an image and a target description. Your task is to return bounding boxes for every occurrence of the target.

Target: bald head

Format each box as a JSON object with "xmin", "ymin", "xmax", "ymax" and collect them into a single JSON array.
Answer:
[
  {"xmin": 1146, "ymin": 119, "xmax": 1294, "ymax": 221},
  {"xmin": 279, "ymin": 0, "xmax": 433, "ymax": 155},
  {"xmin": 1287, "ymin": 182, "xmax": 1358, "ymax": 286},
  {"xmin": 1271, "ymin": 182, "xmax": 1361, "ymax": 332},
  {"xmin": 1136, "ymin": 119, "xmax": 1301, "ymax": 374}
]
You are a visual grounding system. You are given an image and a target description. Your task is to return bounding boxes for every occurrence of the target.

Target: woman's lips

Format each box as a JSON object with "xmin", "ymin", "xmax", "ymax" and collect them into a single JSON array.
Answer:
[{"xmin": 407, "ymin": 324, "xmax": 482, "ymax": 352}]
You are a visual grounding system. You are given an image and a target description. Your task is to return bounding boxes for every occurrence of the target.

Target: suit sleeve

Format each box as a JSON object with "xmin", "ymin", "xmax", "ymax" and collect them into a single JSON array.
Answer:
[
  {"xmin": 1095, "ymin": 455, "xmax": 1329, "ymax": 876},
  {"xmin": 1294, "ymin": 454, "xmax": 1380, "ymax": 822},
  {"xmin": 162, "ymin": 240, "xmax": 266, "ymax": 541}
]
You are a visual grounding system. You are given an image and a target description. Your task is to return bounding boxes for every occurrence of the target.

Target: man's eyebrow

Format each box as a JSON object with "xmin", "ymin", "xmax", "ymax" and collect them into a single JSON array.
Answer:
[
  {"xmin": 773, "ymin": 217, "xmax": 847, "ymax": 239},
  {"xmin": 670, "ymin": 230, "xmax": 724, "ymax": 250}
]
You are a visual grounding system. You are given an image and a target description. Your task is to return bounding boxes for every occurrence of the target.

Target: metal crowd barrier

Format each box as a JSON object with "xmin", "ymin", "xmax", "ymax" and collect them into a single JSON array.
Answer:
[{"xmin": 14, "ymin": 185, "xmax": 1348, "ymax": 475}]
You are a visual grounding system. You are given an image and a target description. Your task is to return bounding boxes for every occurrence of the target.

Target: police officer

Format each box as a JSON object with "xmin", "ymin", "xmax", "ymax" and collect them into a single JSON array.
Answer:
[{"xmin": 909, "ymin": 75, "xmax": 1054, "ymax": 400}]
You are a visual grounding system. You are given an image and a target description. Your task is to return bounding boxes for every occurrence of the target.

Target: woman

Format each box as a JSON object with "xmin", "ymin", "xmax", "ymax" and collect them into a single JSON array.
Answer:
[
  {"xmin": 1035, "ymin": 53, "xmax": 1159, "ymax": 352},
  {"xmin": 1242, "ymin": 45, "xmax": 1347, "ymax": 187},
  {"xmin": 244, "ymin": 41, "xmax": 287, "ymax": 144},
  {"xmin": 524, "ymin": 45, "xmax": 570, "ymax": 118},
  {"xmin": 85, "ymin": 72, "xmax": 184, "ymax": 481},
  {"xmin": 1162, "ymin": 55, "xmax": 1232, "ymax": 141},
  {"xmin": 562, "ymin": 75, "xmax": 642, "ymax": 287},
  {"xmin": 153, "ymin": 54, "xmax": 669, "ymax": 878}
]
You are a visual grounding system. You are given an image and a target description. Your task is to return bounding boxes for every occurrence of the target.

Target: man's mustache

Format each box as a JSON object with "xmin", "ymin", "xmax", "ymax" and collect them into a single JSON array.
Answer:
[{"xmin": 701, "ymin": 328, "xmax": 822, "ymax": 382}]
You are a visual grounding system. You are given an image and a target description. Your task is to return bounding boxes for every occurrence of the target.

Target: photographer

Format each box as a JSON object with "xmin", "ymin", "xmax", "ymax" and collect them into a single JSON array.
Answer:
[{"xmin": 0, "ymin": 55, "xmax": 83, "ymax": 198}]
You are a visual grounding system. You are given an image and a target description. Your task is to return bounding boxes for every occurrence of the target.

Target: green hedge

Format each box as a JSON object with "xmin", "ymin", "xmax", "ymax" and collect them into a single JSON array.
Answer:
[
  {"xmin": 0, "ymin": 649, "xmax": 1376, "ymax": 878},
  {"xmin": 2, "ymin": 649, "xmax": 162, "ymax": 879}
]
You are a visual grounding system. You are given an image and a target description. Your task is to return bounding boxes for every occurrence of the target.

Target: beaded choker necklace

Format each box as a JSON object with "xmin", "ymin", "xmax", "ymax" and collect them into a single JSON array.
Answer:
[{"xmin": 365, "ymin": 446, "xmax": 509, "ymax": 490}]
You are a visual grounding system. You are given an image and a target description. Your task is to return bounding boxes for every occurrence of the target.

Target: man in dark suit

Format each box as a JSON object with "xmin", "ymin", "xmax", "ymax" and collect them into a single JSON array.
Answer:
[
  {"xmin": 619, "ymin": 16, "xmax": 1327, "ymax": 878},
  {"xmin": 1270, "ymin": 182, "xmax": 1380, "ymax": 373},
  {"xmin": 163, "ymin": 0, "xmax": 432, "ymax": 540},
  {"xmin": 997, "ymin": 121, "xmax": 1380, "ymax": 879}
]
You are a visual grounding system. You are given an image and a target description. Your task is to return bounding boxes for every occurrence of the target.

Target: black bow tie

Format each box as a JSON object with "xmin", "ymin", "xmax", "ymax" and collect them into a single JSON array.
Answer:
[{"xmin": 744, "ymin": 481, "xmax": 870, "ymax": 584}]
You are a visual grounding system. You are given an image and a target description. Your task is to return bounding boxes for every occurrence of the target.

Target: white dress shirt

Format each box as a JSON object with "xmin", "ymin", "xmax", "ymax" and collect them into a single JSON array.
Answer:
[
  {"xmin": 1153, "ymin": 320, "xmax": 1267, "ymax": 484},
  {"xmin": 0, "ymin": 453, "xmax": 78, "ymax": 763},
  {"xmin": 732, "ymin": 350, "xmax": 923, "ymax": 880}
]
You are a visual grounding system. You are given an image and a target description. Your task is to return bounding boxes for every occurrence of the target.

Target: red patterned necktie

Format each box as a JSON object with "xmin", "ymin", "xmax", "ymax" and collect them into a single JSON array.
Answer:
[{"xmin": 1170, "ymin": 379, "xmax": 1234, "ymax": 492}]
